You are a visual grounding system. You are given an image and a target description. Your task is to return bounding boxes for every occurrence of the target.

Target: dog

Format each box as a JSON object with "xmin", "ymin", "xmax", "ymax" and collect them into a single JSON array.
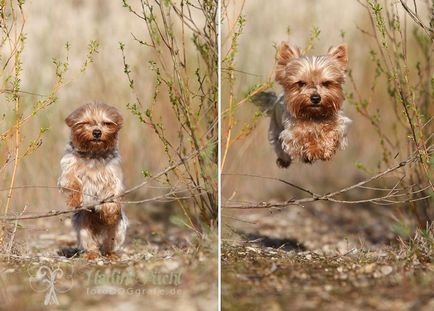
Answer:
[
  {"xmin": 58, "ymin": 102, "xmax": 127, "ymax": 260},
  {"xmin": 253, "ymin": 42, "xmax": 352, "ymax": 168}
]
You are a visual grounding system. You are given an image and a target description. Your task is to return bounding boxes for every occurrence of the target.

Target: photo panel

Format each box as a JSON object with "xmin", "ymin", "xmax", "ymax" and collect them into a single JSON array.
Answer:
[
  {"xmin": 0, "ymin": 1, "xmax": 218, "ymax": 310},
  {"xmin": 221, "ymin": 0, "xmax": 433, "ymax": 310}
]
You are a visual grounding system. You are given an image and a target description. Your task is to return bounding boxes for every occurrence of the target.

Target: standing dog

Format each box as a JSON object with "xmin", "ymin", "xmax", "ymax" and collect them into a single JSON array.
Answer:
[
  {"xmin": 58, "ymin": 102, "xmax": 127, "ymax": 259},
  {"xmin": 253, "ymin": 42, "xmax": 352, "ymax": 168}
]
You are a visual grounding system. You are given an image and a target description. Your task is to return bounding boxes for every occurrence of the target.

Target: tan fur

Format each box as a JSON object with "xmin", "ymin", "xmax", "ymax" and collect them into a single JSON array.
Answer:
[
  {"xmin": 269, "ymin": 42, "xmax": 351, "ymax": 167},
  {"xmin": 280, "ymin": 115, "xmax": 348, "ymax": 163},
  {"xmin": 58, "ymin": 102, "xmax": 128, "ymax": 258},
  {"xmin": 65, "ymin": 172, "xmax": 82, "ymax": 208}
]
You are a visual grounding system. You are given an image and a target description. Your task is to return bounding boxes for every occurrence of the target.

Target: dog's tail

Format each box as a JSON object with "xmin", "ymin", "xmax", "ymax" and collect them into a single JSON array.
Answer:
[{"xmin": 250, "ymin": 91, "xmax": 280, "ymax": 116}]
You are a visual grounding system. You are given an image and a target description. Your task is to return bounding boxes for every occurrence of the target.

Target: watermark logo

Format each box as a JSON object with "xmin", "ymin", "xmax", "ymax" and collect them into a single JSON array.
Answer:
[
  {"xmin": 84, "ymin": 268, "xmax": 183, "ymax": 296},
  {"xmin": 28, "ymin": 265, "xmax": 73, "ymax": 305},
  {"xmin": 27, "ymin": 263, "xmax": 183, "ymax": 304}
]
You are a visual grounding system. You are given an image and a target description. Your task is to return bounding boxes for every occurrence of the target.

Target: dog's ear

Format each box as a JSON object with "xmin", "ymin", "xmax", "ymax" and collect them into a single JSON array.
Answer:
[
  {"xmin": 277, "ymin": 42, "xmax": 301, "ymax": 64},
  {"xmin": 328, "ymin": 44, "xmax": 348, "ymax": 70},
  {"xmin": 275, "ymin": 42, "xmax": 301, "ymax": 84},
  {"xmin": 65, "ymin": 106, "xmax": 84, "ymax": 128},
  {"xmin": 113, "ymin": 110, "xmax": 123, "ymax": 128},
  {"xmin": 107, "ymin": 106, "xmax": 124, "ymax": 128}
]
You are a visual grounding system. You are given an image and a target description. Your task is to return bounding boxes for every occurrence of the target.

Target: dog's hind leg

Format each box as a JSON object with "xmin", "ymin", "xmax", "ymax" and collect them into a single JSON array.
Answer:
[
  {"xmin": 251, "ymin": 91, "xmax": 278, "ymax": 115},
  {"xmin": 269, "ymin": 102, "xmax": 292, "ymax": 168},
  {"xmin": 72, "ymin": 212, "xmax": 100, "ymax": 259}
]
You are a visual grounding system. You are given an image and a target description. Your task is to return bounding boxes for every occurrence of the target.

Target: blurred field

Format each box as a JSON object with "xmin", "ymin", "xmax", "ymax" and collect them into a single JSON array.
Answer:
[
  {"xmin": 222, "ymin": 1, "xmax": 433, "ymax": 310},
  {"xmin": 0, "ymin": 1, "xmax": 217, "ymax": 310}
]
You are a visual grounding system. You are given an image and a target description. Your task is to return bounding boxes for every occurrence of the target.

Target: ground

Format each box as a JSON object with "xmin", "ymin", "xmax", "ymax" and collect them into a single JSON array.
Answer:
[
  {"xmin": 0, "ymin": 211, "xmax": 217, "ymax": 311},
  {"xmin": 222, "ymin": 202, "xmax": 434, "ymax": 311}
]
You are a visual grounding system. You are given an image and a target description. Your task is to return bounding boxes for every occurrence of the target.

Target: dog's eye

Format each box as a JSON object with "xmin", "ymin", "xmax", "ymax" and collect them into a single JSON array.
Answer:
[
  {"xmin": 296, "ymin": 81, "xmax": 306, "ymax": 87},
  {"xmin": 103, "ymin": 122, "xmax": 114, "ymax": 126},
  {"xmin": 75, "ymin": 122, "xmax": 89, "ymax": 127},
  {"xmin": 321, "ymin": 81, "xmax": 332, "ymax": 87}
]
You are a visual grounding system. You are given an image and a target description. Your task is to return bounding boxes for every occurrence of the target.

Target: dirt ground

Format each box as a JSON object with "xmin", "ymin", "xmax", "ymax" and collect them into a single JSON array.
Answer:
[
  {"xmin": 0, "ymin": 211, "xmax": 217, "ymax": 311},
  {"xmin": 222, "ymin": 203, "xmax": 434, "ymax": 311}
]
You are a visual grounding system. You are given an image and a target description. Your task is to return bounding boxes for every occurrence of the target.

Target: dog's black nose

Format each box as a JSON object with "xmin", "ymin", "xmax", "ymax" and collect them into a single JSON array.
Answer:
[
  {"xmin": 92, "ymin": 129, "xmax": 102, "ymax": 139},
  {"xmin": 310, "ymin": 94, "xmax": 321, "ymax": 104}
]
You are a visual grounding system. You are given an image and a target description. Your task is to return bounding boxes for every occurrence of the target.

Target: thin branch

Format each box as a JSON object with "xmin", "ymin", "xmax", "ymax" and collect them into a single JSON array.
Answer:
[
  {"xmin": 222, "ymin": 173, "xmax": 317, "ymax": 196},
  {"xmin": 0, "ymin": 149, "xmax": 202, "ymax": 221},
  {"xmin": 399, "ymin": 0, "xmax": 433, "ymax": 36},
  {"xmin": 223, "ymin": 146, "xmax": 432, "ymax": 209}
]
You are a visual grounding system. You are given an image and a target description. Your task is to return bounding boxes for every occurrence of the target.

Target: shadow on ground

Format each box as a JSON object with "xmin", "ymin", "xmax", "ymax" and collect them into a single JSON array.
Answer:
[{"xmin": 222, "ymin": 203, "xmax": 434, "ymax": 311}]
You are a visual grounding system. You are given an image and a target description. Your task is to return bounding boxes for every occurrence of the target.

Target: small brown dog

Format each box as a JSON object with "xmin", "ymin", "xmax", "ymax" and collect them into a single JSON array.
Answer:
[
  {"xmin": 253, "ymin": 42, "xmax": 351, "ymax": 168},
  {"xmin": 58, "ymin": 102, "xmax": 127, "ymax": 259}
]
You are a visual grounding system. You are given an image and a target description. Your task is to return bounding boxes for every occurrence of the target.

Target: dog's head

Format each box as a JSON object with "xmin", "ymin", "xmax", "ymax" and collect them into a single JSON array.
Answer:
[
  {"xmin": 275, "ymin": 42, "xmax": 347, "ymax": 120},
  {"xmin": 65, "ymin": 102, "xmax": 123, "ymax": 155}
]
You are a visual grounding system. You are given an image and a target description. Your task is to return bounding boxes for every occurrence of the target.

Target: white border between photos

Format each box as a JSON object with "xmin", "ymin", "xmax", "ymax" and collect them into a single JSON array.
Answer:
[{"xmin": 217, "ymin": 0, "xmax": 222, "ymax": 310}]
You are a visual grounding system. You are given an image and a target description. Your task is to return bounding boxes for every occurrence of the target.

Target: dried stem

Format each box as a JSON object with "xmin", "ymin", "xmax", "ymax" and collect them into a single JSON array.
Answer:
[
  {"xmin": 223, "ymin": 145, "xmax": 433, "ymax": 209},
  {"xmin": 0, "ymin": 148, "xmax": 203, "ymax": 221}
]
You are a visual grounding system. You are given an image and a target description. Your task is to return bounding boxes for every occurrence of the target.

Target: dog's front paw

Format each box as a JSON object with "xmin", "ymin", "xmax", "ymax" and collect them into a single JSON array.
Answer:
[
  {"xmin": 84, "ymin": 250, "xmax": 99, "ymax": 260},
  {"xmin": 302, "ymin": 144, "xmax": 325, "ymax": 164},
  {"xmin": 304, "ymin": 147, "xmax": 334, "ymax": 163},
  {"xmin": 276, "ymin": 158, "xmax": 291, "ymax": 168},
  {"xmin": 301, "ymin": 155, "xmax": 314, "ymax": 164},
  {"xmin": 104, "ymin": 252, "xmax": 120, "ymax": 261}
]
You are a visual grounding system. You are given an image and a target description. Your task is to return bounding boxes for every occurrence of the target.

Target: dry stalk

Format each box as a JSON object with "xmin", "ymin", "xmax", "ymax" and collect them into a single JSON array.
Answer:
[
  {"xmin": 223, "ymin": 144, "xmax": 433, "ymax": 210},
  {"xmin": 0, "ymin": 147, "xmax": 204, "ymax": 221}
]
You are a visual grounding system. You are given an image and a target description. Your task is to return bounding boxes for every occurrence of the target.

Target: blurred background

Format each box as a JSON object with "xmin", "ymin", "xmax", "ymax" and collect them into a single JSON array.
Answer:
[
  {"xmin": 1, "ymin": 0, "xmax": 167, "ymax": 219},
  {"xmin": 222, "ymin": 0, "xmax": 432, "ymax": 242}
]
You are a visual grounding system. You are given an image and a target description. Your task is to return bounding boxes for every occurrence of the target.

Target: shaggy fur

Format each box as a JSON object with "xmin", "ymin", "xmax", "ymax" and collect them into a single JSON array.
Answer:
[
  {"xmin": 253, "ymin": 42, "xmax": 352, "ymax": 168},
  {"xmin": 58, "ymin": 102, "xmax": 127, "ymax": 259}
]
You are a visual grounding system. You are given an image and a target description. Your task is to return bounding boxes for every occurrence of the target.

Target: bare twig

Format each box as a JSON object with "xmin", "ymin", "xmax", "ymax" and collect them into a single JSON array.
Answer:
[
  {"xmin": 399, "ymin": 0, "xmax": 433, "ymax": 37},
  {"xmin": 0, "ymin": 149, "xmax": 202, "ymax": 221},
  {"xmin": 6, "ymin": 205, "xmax": 27, "ymax": 259},
  {"xmin": 222, "ymin": 173, "xmax": 318, "ymax": 196},
  {"xmin": 223, "ymin": 146, "xmax": 432, "ymax": 209}
]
